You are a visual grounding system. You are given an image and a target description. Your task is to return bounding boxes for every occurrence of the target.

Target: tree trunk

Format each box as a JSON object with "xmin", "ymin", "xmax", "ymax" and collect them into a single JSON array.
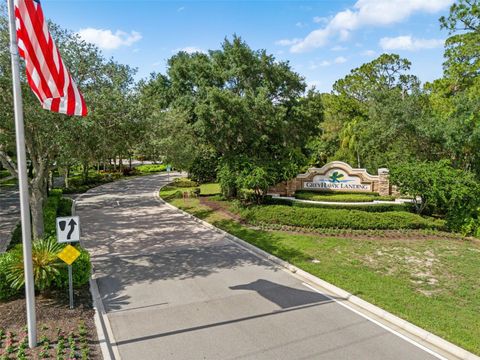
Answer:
[
  {"xmin": 64, "ymin": 166, "xmax": 70, "ymax": 188},
  {"xmin": 82, "ymin": 161, "xmax": 89, "ymax": 183},
  {"xmin": 30, "ymin": 161, "xmax": 48, "ymax": 240}
]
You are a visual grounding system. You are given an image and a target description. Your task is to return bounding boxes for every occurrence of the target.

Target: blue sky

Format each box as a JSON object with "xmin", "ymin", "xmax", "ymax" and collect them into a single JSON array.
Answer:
[{"xmin": 42, "ymin": 0, "xmax": 454, "ymax": 92}]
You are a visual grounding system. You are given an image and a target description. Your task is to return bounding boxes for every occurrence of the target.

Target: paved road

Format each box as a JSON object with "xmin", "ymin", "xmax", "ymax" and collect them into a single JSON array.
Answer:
[
  {"xmin": 0, "ymin": 186, "xmax": 19, "ymax": 252},
  {"xmin": 76, "ymin": 174, "xmax": 441, "ymax": 360}
]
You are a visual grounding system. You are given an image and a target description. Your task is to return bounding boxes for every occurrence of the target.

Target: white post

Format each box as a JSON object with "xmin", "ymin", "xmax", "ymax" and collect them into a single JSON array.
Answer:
[{"xmin": 6, "ymin": 0, "xmax": 37, "ymax": 348}]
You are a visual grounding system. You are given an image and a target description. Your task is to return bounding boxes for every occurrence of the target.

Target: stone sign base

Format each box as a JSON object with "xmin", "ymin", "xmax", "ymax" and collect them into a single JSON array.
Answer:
[{"xmin": 268, "ymin": 161, "xmax": 394, "ymax": 197}]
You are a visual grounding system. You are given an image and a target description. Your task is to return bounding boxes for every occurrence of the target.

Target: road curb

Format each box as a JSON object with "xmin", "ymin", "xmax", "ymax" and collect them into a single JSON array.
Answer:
[
  {"xmin": 89, "ymin": 275, "xmax": 122, "ymax": 360},
  {"xmin": 155, "ymin": 187, "xmax": 479, "ymax": 360}
]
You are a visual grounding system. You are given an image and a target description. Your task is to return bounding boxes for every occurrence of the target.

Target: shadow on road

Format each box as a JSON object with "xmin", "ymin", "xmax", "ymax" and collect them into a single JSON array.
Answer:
[{"xmin": 230, "ymin": 279, "xmax": 330, "ymax": 309}]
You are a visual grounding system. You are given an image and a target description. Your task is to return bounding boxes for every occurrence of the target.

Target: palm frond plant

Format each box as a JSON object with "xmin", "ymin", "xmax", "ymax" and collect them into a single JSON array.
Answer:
[{"xmin": 5, "ymin": 236, "xmax": 65, "ymax": 291}]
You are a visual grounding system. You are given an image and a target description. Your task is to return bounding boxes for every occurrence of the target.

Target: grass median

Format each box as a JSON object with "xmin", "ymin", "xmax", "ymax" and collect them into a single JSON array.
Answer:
[{"xmin": 160, "ymin": 186, "xmax": 480, "ymax": 355}]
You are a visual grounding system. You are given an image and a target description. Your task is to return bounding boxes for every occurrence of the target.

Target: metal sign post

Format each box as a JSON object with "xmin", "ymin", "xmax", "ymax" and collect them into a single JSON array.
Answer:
[
  {"xmin": 56, "ymin": 216, "xmax": 81, "ymax": 309},
  {"xmin": 68, "ymin": 262, "xmax": 73, "ymax": 309},
  {"xmin": 167, "ymin": 165, "xmax": 172, "ymax": 182}
]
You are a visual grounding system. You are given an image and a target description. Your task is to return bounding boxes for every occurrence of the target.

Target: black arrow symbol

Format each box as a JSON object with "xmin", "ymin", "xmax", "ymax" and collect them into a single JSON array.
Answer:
[{"xmin": 67, "ymin": 219, "xmax": 77, "ymax": 240}]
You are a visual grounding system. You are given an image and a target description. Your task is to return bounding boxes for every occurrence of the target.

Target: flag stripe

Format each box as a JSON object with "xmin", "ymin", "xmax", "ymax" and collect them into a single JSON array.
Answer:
[{"xmin": 14, "ymin": 0, "xmax": 87, "ymax": 117}]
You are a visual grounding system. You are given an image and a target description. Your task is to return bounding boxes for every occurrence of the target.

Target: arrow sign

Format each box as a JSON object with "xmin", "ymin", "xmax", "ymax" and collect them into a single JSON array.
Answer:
[
  {"xmin": 67, "ymin": 219, "xmax": 77, "ymax": 240},
  {"xmin": 56, "ymin": 216, "xmax": 80, "ymax": 243}
]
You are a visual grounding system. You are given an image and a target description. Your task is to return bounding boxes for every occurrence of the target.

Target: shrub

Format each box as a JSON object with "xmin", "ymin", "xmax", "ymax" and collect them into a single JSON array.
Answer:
[
  {"xmin": 122, "ymin": 167, "xmax": 137, "ymax": 176},
  {"xmin": 57, "ymin": 198, "xmax": 72, "ymax": 217},
  {"xmin": 294, "ymin": 190, "xmax": 396, "ymax": 202},
  {"xmin": 391, "ymin": 160, "xmax": 480, "ymax": 235},
  {"xmin": 0, "ymin": 252, "xmax": 19, "ymax": 301},
  {"xmin": 188, "ymin": 148, "xmax": 219, "ymax": 184},
  {"xmin": 1, "ymin": 237, "xmax": 91, "ymax": 296},
  {"xmin": 239, "ymin": 205, "xmax": 444, "ymax": 230},
  {"xmin": 7, "ymin": 223, "xmax": 22, "ymax": 251},
  {"xmin": 43, "ymin": 189, "xmax": 63, "ymax": 235},
  {"xmin": 173, "ymin": 178, "xmax": 198, "ymax": 187},
  {"xmin": 5, "ymin": 237, "xmax": 65, "ymax": 291},
  {"xmin": 54, "ymin": 247, "xmax": 91, "ymax": 288},
  {"xmin": 136, "ymin": 164, "xmax": 167, "ymax": 173},
  {"xmin": 266, "ymin": 197, "xmax": 410, "ymax": 212}
]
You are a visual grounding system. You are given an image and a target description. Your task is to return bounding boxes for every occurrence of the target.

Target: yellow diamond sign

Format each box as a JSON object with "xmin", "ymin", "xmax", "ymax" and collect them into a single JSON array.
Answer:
[{"xmin": 57, "ymin": 245, "xmax": 81, "ymax": 265}]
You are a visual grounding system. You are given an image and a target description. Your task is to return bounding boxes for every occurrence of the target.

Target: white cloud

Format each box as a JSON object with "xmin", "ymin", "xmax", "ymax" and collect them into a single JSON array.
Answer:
[
  {"xmin": 173, "ymin": 46, "xmax": 206, "ymax": 54},
  {"xmin": 313, "ymin": 16, "xmax": 329, "ymax": 24},
  {"xmin": 309, "ymin": 56, "xmax": 347, "ymax": 69},
  {"xmin": 78, "ymin": 28, "xmax": 141, "ymax": 50},
  {"xmin": 275, "ymin": 38, "xmax": 301, "ymax": 46},
  {"xmin": 289, "ymin": 0, "xmax": 453, "ymax": 53},
  {"xmin": 361, "ymin": 49, "xmax": 376, "ymax": 56},
  {"xmin": 379, "ymin": 35, "xmax": 444, "ymax": 51}
]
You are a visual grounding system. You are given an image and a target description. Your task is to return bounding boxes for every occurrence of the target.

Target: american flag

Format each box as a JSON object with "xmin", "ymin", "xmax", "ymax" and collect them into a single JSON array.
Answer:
[{"xmin": 14, "ymin": 0, "xmax": 87, "ymax": 116}]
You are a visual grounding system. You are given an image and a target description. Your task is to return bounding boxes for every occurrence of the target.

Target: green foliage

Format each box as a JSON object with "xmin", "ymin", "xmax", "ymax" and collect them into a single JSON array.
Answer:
[
  {"xmin": 267, "ymin": 197, "xmax": 409, "ymax": 213},
  {"xmin": 0, "ymin": 252, "xmax": 19, "ymax": 301},
  {"xmin": 199, "ymin": 183, "xmax": 221, "ymax": 196},
  {"xmin": 294, "ymin": 190, "xmax": 395, "ymax": 202},
  {"xmin": 7, "ymin": 223, "xmax": 22, "ymax": 251},
  {"xmin": 239, "ymin": 205, "xmax": 444, "ymax": 231},
  {"xmin": 188, "ymin": 147, "xmax": 219, "ymax": 184},
  {"xmin": 0, "ymin": 237, "xmax": 91, "ymax": 299},
  {"xmin": 141, "ymin": 36, "xmax": 321, "ymax": 200},
  {"xmin": 4, "ymin": 237, "xmax": 64, "ymax": 291},
  {"xmin": 391, "ymin": 160, "xmax": 480, "ymax": 235},
  {"xmin": 173, "ymin": 178, "xmax": 198, "ymax": 187},
  {"xmin": 54, "ymin": 248, "xmax": 91, "ymax": 289},
  {"xmin": 135, "ymin": 164, "xmax": 167, "ymax": 173},
  {"xmin": 43, "ymin": 189, "xmax": 63, "ymax": 235}
]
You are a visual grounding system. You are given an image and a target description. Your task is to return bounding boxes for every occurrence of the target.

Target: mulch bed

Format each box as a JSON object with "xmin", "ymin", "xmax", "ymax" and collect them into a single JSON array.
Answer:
[{"xmin": 0, "ymin": 284, "xmax": 101, "ymax": 359}]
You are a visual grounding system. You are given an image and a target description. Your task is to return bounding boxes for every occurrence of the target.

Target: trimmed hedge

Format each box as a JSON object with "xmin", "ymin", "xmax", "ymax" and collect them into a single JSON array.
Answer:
[
  {"xmin": 239, "ymin": 205, "xmax": 445, "ymax": 230},
  {"xmin": 43, "ymin": 189, "xmax": 63, "ymax": 235},
  {"xmin": 267, "ymin": 197, "xmax": 410, "ymax": 213},
  {"xmin": 8, "ymin": 191, "xmax": 72, "ymax": 250},
  {"xmin": 173, "ymin": 178, "xmax": 198, "ymax": 188},
  {"xmin": 55, "ymin": 247, "xmax": 91, "ymax": 288},
  {"xmin": 294, "ymin": 190, "xmax": 396, "ymax": 202},
  {"xmin": 136, "ymin": 164, "xmax": 167, "ymax": 173}
]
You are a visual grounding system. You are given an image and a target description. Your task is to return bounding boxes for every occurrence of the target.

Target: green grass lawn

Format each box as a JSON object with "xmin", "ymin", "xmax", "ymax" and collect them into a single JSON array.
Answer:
[
  {"xmin": 295, "ymin": 190, "xmax": 396, "ymax": 202},
  {"xmin": 200, "ymin": 183, "xmax": 221, "ymax": 196},
  {"xmin": 160, "ymin": 186, "xmax": 480, "ymax": 355}
]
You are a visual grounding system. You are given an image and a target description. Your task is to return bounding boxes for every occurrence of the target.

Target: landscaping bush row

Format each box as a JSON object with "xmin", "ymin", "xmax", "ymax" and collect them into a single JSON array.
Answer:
[
  {"xmin": 0, "ymin": 237, "xmax": 91, "ymax": 301},
  {"xmin": 173, "ymin": 178, "xmax": 198, "ymax": 188},
  {"xmin": 267, "ymin": 197, "xmax": 410, "ymax": 212},
  {"xmin": 135, "ymin": 164, "xmax": 167, "ymax": 173},
  {"xmin": 8, "ymin": 190, "xmax": 73, "ymax": 251},
  {"xmin": 239, "ymin": 205, "xmax": 445, "ymax": 230},
  {"xmin": 294, "ymin": 190, "xmax": 396, "ymax": 202}
]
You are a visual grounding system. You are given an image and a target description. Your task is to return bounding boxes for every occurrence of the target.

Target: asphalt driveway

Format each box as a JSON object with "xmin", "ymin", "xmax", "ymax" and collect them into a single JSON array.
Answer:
[{"xmin": 76, "ymin": 173, "xmax": 444, "ymax": 360}]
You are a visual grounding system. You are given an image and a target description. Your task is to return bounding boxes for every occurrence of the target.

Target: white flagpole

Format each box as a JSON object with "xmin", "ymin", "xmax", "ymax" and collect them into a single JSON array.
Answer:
[{"xmin": 6, "ymin": 0, "xmax": 37, "ymax": 348}]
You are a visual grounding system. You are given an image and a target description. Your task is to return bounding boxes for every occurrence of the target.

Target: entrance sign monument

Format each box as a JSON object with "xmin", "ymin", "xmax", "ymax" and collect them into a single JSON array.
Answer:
[{"xmin": 268, "ymin": 161, "xmax": 393, "ymax": 197}]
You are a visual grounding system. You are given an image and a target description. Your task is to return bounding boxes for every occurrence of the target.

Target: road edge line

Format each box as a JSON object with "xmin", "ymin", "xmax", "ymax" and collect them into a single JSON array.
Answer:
[{"xmin": 154, "ymin": 187, "xmax": 479, "ymax": 360}]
